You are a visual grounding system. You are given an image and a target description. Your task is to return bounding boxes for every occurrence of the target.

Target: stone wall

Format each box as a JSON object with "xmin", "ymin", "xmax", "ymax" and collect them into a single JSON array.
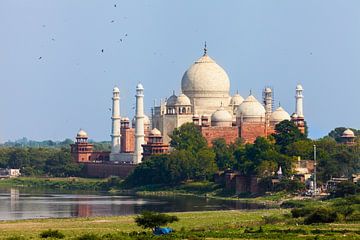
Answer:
[
  {"xmin": 200, "ymin": 126, "xmax": 239, "ymax": 146},
  {"xmin": 83, "ymin": 162, "xmax": 136, "ymax": 178}
]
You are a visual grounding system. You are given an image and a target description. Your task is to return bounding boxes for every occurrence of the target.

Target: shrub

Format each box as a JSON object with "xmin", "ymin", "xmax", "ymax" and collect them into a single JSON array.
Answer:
[
  {"xmin": 76, "ymin": 233, "xmax": 100, "ymax": 240},
  {"xmin": 263, "ymin": 215, "xmax": 284, "ymax": 224},
  {"xmin": 281, "ymin": 200, "xmax": 306, "ymax": 208},
  {"xmin": 291, "ymin": 207, "xmax": 313, "ymax": 218},
  {"xmin": 347, "ymin": 211, "xmax": 360, "ymax": 222},
  {"xmin": 304, "ymin": 207, "xmax": 339, "ymax": 224},
  {"xmin": 135, "ymin": 211, "xmax": 178, "ymax": 230},
  {"xmin": 39, "ymin": 229, "xmax": 65, "ymax": 239},
  {"xmin": 6, "ymin": 236, "xmax": 25, "ymax": 240}
]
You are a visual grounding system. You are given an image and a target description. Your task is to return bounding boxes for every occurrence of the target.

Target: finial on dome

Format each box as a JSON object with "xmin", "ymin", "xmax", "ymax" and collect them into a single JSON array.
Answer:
[
  {"xmin": 236, "ymin": 90, "xmax": 239, "ymax": 94},
  {"xmin": 172, "ymin": 90, "xmax": 175, "ymax": 95},
  {"xmin": 279, "ymin": 102, "xmax": 281, "ymax": 107},
  {"xmin": 203, "ymin": 41, "xmax": 207, "ymax": 56},
  {"xmin": 249, "ymin": 89, "xmax": 252, "ymax": 95}
]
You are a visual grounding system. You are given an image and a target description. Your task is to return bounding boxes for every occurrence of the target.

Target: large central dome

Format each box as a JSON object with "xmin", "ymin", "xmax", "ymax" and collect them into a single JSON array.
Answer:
[{"xmin": 181, "ymin": 53, "xmax": 231, "ymax": 115}]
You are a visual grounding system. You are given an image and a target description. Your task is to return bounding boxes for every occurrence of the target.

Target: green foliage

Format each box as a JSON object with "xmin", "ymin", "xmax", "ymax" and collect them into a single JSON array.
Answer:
[
  {"xmin": 273, "ymin": 120, "xmax": 306, "ymax": 152},
  {"xmin": 40, "ymin": 229, "xmax": 65, "ymax": 239},
  {"xmin": 135, "ymin": 211, "xmax": 178, "ymax": 230},
  {"xmin": 170, "ymin": 123, "xmax": 207, "ymax": 154},
  {"xmin": 328, "ymin": 127, "xmax": 360, "ymax": 143},
  {"xmin": 332, "ymin": 181, "xmax": 359, "ymax": 197},
  {"xmin": 76, "ymin": 233, "xmax": 100, "ymax": 240},
  {"xmin": 0, "ymin": 147, "xmax": 83, "ymax": 177},
  {"xmin": 274, "ymin": 179, "xmax": 305, "ymax": 193},
  {"xmin": 125, "ymin": 123, "xmax": 217, "ymax": 187},
  {"xmin": 212, "ymin": 138, "xmax": 238, "ymax": 170},
  {"xmin": 303, "ymin": 207, "xmax": 339, "ymax": 224}
]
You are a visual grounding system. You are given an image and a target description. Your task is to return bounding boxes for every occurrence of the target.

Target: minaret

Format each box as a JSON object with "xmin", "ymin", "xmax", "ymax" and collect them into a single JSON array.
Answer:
[
  {"xmin": 295, "ymin": 84, "xmax": 304, "ymax": 117},
  {"xmin": 133, "ymin": 83, "xmax": 145, "ymax": 164},
  {"xmin": 263, "ymin": 87, "xmax": 273, "ymax": 115},
  {"xmin": 110, "ymin": 87, "xmax": 121, "ymax": 161}
]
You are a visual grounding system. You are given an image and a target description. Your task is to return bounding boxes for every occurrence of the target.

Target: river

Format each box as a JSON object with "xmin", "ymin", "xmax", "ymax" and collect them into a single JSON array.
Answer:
[{"xmin": 0, "ymin": 187, "xmax": 267, "ymax": 220}]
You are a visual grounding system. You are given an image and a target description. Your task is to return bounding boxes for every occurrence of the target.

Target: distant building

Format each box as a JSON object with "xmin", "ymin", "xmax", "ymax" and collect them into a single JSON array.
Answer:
[
  {"xmin": 340, "ymin": 129, "xmax": 356, "ymax": 145},
  {"xmin": 0, "ymin": 168, "xmax": 21, "ymax": 178}
]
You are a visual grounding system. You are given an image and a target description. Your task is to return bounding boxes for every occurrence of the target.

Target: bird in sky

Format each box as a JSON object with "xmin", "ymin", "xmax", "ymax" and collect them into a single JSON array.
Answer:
[
  {"xmin": 111, "ymin": 20, "xmax": 115, "ymax": 23},
  {"xmin": 114, "ymin": 4, "xmax": 117, "ymax": 7},
  {"xmin": 101, "ymin": 49, "xmax": 104, "ymax": 53},
  {"xmin": 38, "ymin": 57, "xmax": 42, "ymax": 60},
  {"xmin": 125, "ymin": 33, "xmax": 128, "ymax": 37}
]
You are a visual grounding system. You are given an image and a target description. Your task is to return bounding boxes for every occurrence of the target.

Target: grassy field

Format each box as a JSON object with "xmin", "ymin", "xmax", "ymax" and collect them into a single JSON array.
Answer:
[{"xmin": 1, "ymin": 210, "xmax": 360, "ymax": 240}]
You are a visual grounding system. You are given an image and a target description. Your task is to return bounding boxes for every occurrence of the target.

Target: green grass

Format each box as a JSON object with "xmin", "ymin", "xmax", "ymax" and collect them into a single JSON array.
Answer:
[{"xmin": 0, "ymin": 210, "xmax": 360, "ymax": 239}]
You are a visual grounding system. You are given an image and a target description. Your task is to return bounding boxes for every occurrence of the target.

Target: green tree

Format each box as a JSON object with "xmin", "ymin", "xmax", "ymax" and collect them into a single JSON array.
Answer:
[
  {"xmin": 212, "ymin": 138, "xmax": 236, "ymax": 170},
  {"xmin": 135, "ymin": 211, "xmax": 178, "ymax": 230},
  {"xmin": 170, "ymin": 123, "xmax": 207, "ymax": 154},
  {"xmin": 273, "ymin": 120, "xmax": 306, "ymax": 152}
]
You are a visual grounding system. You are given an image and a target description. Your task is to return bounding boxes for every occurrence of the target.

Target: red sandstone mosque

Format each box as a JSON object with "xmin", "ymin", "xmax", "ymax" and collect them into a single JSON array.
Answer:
[{"xmin": 71, "ymin": 46, "xmax": 306, "ymax": 167}]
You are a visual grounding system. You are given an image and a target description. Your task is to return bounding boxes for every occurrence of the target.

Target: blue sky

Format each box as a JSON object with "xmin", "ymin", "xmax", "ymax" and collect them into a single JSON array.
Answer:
[{"xmin": 1, "ymin": 1, "xmax": 359, "ymax": 142}]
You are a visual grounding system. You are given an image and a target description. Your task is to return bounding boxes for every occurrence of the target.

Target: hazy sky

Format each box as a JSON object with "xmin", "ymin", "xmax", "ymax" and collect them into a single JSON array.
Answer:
[{"xmin": 1, "ymin": 1, "xmax": 359, "ymax": 142}]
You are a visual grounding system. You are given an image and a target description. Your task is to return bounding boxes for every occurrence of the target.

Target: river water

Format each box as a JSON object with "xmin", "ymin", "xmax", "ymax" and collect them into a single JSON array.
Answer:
[{"xmin": 0, "ymin": 187, "xmax": 267, "ymax": 220}]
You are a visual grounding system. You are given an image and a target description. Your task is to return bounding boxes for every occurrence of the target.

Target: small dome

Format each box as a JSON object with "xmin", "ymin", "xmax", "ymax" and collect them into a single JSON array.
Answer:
[
  {"xmin": 264, "ymin": 87, "xmax": 272, "ymax": 93},
  {"xmin": 270, "ymin": 107, "xmax": 291, "ymax": 124},
  {"xmin": 296, "ymin": 84, "xmax": 303, "ymax": 91},
  {"xmin": 175, "ymin": 93, "xmax": 191, "ymax": 106},
  {"xmin": 230, "ymin": 93, "xmax": 244, "ymax": 106},
  {"xmin": 121, "ymin": 117, "xmax": 130, "ymax": 121},
  {"xmin": 132, "ymin": 115, "xmax": 150, "ymax": 127},
  {"xmin": 237, "ymin": 95, "xmax": 266, "ymax": 122},
  {"xmin": 150, "ymin": 128, "xmax": 161, "ymax": 136},
  {"xmin": 113, "ymin": 86, "xmax": 120, "ymax": 93},
  {"xmin": 211, "ymin": 107, "xmax": 232, "ymax": 127},
  {"xmin": 291, "ymin": 113, "xmax": 298, "ymax": 119},
  {"xmin": 342, "ymin": 129, "xmax": 355, "ymax": 138},
  {"xmin": 77, "ymin": 129, "xmax": 88, "ymax": 138},
  {"xmin": 144, "ymin": 115, "xmax": 150, "ymax": 125},
  {"xmin": 136, "ymin": 83, "xmax": 144, "ymax": 90},
  {"xmin": 166, "ymin": 94, "xmax": 178, "ymax": 106}
]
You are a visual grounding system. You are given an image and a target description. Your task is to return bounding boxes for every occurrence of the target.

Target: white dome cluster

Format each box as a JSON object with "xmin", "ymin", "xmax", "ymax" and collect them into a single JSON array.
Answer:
[
  {"xmin": 175, "ymin": 93, "xmax": 191, "ymax": 106},
  {"xmin": 77, "ymin": 129, "xmax": 88, "ymax": 138}
]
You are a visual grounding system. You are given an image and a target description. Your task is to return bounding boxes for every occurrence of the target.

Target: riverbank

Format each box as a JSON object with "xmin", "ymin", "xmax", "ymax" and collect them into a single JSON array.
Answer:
[
  {"xmin": 0, "ymin": 177, "xmax": 305, "ymax": 206},
  {"xmin": 1, "ymin": 209, "xmax": 360, "ymax": 239},
  {"xmin": 0, "ymin": 177, "xmax": 108, "ymax": 191}
]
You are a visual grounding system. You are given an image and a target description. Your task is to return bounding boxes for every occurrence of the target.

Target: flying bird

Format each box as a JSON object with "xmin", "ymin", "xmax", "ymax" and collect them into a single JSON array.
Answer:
[
  {"xmin": 111, "ymin": 20, "xmax": 115, "ymax": 23},
  {"xmin": 114, "ymin": 4, "xmax": 116, "ymax": 7},
  {"xmin": 125, "ymin": 33, "xmax": 128, "ymax": 37},
  {"xmin": 38, "ymin": 57, "xmax": 42, "ymax": 60},
  {"xmin": 101, "ymin": 49, "xmax": 104, "ymax": 53}
]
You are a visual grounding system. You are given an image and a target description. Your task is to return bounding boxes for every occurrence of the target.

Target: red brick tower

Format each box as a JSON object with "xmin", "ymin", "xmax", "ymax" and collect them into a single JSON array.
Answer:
[{"xmin": 70, "ymin": 129, "xmax": 94, "ymax": 163}]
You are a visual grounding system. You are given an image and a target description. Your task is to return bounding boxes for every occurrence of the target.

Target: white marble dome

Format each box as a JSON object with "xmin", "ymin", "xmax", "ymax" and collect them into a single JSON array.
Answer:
[
  {"xmin": 236, "ymin": 95, "xmax": 266, "ymax": 122},
  {"xmin": 181, "ymin": 54, "xmax": 230, "ymax": 96},
  {"xmin": 150, "ymin": 128, "xmax": 162, "ymax": 136},
  {"xmin": 132, "ymin": 114, "xmax": 150, "ymax": 127},
  {"xmin": 181, "ymin": 53, "xmax": 230, "ymax": 115},
  {"xmin": 113, "ymin": 86, "xmax": 120, "ymax": 93},
  {"xmin": 270, "ymin": 107, "xmax": 291, "ymax": 125},
  {"xmin": 175, "ymin": 93, "xmax": 191, "ymax": 106},
  {"xmin": 211, "ymin": 107, "xmax": 232, "ymax": 127},
  {"xmin": 342, "ymin": 129, "xmax": 355, "ymax": 138},
  {"xmin": 77, "ymin": 129, "xmax": 88, "ymax": 138},
  {"xmin": 166, "ymin": 94, "xmax": 178, "ymax": 106},
  {"xmin": 230, "ymin": 93, "xmax": 244, "ymax": 106}
]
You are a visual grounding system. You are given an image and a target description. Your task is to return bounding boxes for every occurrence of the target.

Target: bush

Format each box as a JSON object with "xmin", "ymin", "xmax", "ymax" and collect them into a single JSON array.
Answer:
[
  {"xmin": 332, "ymin": 181, "xmax": 359, "ymax": 198},
  {"xmin": 40, "ymin": 229, "xmax": 65, "ymax": 239},
  {"xmin": 291, "ymin": 207, "xmax": 313, "ymax": 218},
  {"xmin": 135, "ymin": 211, "xmax": 179, "ymax": 230},
  {"xmin": 6, "ymin": 236, "xmax": 25, "ymax": 240},
  {"xmin": 347, "ymin": 211, "xmax": 360, "ymax": 222},
  {"xmin": 76, "ymin": 233, "xmax": 100, "ymax": 240},
  {"xmin": 281, "ymin": 200, "xmax": 306, "ymax": 208},
  {"xmin": 304, "ymin": 207, "xmax": 339, "ymax": 224},
  {"xmin": 263, "ymin": 215, "xmax": 284, "ymax": 224}
]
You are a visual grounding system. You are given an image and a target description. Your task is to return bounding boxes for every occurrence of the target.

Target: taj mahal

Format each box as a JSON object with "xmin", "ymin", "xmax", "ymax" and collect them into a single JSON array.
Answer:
[{"xmin": 70, "ymin": 45, "xmax": 305, "ymax": 167}]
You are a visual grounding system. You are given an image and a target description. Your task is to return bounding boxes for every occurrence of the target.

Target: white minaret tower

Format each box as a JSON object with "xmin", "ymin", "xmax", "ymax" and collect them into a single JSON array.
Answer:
[
  {"xmin": 110, "ymin": 86, "xmax": 121, "ymax": 161},
  {"xmin": 263, "ymin": 87, "xmax": 273, "ymax": 115},
  {"xmin": 133, "ymin": 83, "xmax": 145, "ymax": 164},
  {"xmin": 295, "ymin": 84, "xmax": 304, "ymax": 117}
]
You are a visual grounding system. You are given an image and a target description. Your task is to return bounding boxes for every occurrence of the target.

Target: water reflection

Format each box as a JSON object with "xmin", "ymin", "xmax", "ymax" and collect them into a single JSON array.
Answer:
[{"xmin": 0, "ymin": 187, "xmax": 267, "ymax": 220}]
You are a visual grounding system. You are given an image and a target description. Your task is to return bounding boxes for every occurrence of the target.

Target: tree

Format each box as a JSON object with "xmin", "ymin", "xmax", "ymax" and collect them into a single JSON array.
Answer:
[
  {"xmin": 135, "ymin": 211, "xmax": 178, "ymax": 230},
  {"xmin": 273, "ymin": 120, "xmax": 306, "ymax": 152},
  {"xmin": 170, "ymin": 123, "xmax": 207, "ymax": 154},
  {"xmin": 212, "ymin": 138, "xmax": 236, "ymax": 170}
]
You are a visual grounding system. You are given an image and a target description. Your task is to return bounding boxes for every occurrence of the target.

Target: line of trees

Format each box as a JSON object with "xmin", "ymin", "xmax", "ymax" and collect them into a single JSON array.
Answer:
[{"xmin": 124, "ymin": 121, "xmax": 360, "ymax": 188}]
